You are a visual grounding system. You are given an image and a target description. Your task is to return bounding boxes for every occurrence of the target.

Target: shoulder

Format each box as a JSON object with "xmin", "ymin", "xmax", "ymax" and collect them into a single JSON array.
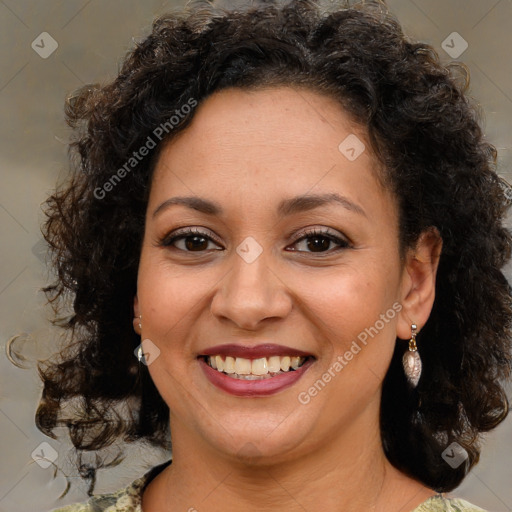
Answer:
[
  {"xmin": 413, "ymin": 495, "xmax": 488, "ymax": 512},
  {"xmin": 48, "ymin": 477, "xmax": 144, "ymax": 512},
  {"xmin": 48, "ymin": 459, "xmax": 172, "ymax": 512}
]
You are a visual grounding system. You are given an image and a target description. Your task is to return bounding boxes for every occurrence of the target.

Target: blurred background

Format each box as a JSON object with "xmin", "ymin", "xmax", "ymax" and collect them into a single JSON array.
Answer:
[{"xmin": 0, "ymin": 1, "xmax": 511, "ymax": 510}]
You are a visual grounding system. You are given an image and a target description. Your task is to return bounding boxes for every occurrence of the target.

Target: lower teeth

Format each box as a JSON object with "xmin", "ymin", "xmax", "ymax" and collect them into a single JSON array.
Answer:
[{"xmin": 226, "ymin": 370, "xmax": 294, "ymax": 380}]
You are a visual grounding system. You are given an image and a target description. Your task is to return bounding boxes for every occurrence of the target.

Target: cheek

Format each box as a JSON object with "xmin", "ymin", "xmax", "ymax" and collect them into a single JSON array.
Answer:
[
  {"xmin": 291, "ymin": 264, "xmax": 397, "ymax": 341},
  {"xmin": 302, "ymin": 272, "xmax": 399, "ymax": 400},
  {"xmin": 138, "ymin": 255, "xmax": 216, "ymax": 332},
  {"xmin": 136, "ymin": 262, "xmax": 204, "ymax": 407}
]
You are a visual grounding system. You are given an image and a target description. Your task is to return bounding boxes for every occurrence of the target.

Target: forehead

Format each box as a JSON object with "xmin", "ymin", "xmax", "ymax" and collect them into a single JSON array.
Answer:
[
  {"xmin": 150, "ymin": 86, "xmax": 394, "ymax": 223},
  {"xmin": 157, "ymin": 86, "xmax": 364, "ymax": 163}
]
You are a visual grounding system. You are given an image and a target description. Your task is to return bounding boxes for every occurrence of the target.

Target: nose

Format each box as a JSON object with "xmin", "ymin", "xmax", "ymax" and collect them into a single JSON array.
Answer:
[{"xmin": 210, "ymin": 247, "xmax": 292, "ymax": 331}]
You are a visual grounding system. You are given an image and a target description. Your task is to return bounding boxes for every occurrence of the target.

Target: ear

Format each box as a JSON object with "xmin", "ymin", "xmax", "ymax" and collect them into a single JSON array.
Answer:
[
  {"xmin": 133, "ymin": 295, "xmax": 141, "ymax": 335},
  {"xmin": 396, "ymin": 227, "xmax": 443, "ymax": 340}
]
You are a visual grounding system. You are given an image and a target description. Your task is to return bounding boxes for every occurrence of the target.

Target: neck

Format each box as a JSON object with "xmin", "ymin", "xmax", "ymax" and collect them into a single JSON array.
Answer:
[{"xmin": 143, "ymin": 408, "xmax": 434, "ymax": 512}]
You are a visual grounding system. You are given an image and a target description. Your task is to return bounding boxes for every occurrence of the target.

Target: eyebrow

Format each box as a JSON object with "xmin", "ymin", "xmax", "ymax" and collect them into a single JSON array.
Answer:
[{"xmin": 152, "ymin": 192, "xmax": 366, "ymax": 218}]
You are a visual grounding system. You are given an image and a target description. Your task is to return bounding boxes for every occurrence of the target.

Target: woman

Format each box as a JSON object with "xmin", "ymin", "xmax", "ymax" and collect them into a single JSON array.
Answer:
[{"xmin": 38, "ymin": 0, "xmax": 511, "ymax": 510}]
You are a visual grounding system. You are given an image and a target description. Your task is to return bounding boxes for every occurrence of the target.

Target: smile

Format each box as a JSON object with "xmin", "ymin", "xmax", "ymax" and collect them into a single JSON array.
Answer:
[
  {"xmin": 204, "ymin": 355, "xmax": 309, "ymax": 380},
  {"xmin": 198, "ymin": 344, "xmax": 315, "ymax": 396}
]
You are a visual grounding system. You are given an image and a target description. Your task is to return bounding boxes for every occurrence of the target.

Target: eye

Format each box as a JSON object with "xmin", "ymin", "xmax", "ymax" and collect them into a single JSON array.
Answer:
[
  {"xmin": 159, "ymin": 227, "xmax": 350, "ymax": 254},
  {"xmin": 287, "ymin": 228, "xmax": 350, "ymax": 254},
  {"xmin": 159, "ymin": 228, "xmax": 223, "ymax": 252}
]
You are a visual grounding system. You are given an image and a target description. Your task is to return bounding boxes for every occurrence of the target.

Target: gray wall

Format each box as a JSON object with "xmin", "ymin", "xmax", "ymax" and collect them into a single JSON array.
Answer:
[{"xmin": 0, "ymin": 1, "xmax": 511, "ymax": 510}]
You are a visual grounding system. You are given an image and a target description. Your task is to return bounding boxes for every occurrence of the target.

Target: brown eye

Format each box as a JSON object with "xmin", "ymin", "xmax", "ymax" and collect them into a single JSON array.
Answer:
[
  {"xmin": 303, "ymin": 235, "xmax": 332, "ymax": 252},
  {"xmin": 161, "ymin": 228, "xmax": 223, "ymax": 252},
  {"xmin": 182, "ymin": 234, "xmax": 210, "ymax": 251},
  {"xmin": 289, "ymin": 229, "xmax": 350, "ymax": 254}
]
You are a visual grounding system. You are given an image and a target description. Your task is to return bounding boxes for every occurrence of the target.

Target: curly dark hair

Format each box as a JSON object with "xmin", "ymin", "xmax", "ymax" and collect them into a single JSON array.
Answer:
[{"xmin": 35, "ymin": 0, "xmax": 512, "ymax": 494}]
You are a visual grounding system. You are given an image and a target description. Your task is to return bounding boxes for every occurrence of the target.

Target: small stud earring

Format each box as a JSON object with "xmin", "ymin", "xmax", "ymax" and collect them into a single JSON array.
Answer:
[
  {"xmin": 402, "ymin": 323, "xmax": 422, "ymax": 387},
  {"xmin": 138, "ymin": 314, "xmax": 142, "ymax": 330}
]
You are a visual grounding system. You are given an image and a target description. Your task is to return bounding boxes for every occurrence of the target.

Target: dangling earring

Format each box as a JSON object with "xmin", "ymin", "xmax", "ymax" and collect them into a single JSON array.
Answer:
[
  {"xmin": 402, "ymin": 323, "xmax": 422, "ymax": 387},
  {"xmin": 135, "ymin": 315, "xmax": 143, "ymax": 362}
]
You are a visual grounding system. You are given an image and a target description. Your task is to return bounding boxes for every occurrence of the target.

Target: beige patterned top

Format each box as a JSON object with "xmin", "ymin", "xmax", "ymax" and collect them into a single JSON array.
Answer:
[{"xmin": 50, "ymin": 461, "xmax": 487, "ymax": 512}]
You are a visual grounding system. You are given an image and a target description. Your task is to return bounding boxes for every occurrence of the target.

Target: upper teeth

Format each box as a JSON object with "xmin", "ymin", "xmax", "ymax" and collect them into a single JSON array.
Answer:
[{"xmin": 208, "ymin": 355, "xmax": 306, "ymax": 375}]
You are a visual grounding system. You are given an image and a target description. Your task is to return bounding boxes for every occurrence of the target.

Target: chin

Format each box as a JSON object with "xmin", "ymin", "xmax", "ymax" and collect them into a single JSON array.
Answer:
[{"xmin": 200, "ymin": 414, "xmax": 312, "ymax": 466}]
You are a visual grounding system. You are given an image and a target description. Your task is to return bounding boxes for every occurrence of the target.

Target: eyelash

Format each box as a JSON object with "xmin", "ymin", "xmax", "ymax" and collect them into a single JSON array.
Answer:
[{"xmin": 159, "ymin": 227, "xmax": 350, "ymax": 255}]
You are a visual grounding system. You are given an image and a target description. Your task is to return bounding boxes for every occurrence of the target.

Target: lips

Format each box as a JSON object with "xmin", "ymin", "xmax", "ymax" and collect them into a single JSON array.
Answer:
[{"xmin": 198, "ymin": 344, "xmax": 315, "ymax": 396}]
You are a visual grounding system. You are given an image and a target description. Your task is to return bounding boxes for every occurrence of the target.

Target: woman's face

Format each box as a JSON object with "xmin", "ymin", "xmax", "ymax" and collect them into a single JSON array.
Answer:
[{"xmin": 135, "ymin": 86, "xmax": 421, "ymax": 463}]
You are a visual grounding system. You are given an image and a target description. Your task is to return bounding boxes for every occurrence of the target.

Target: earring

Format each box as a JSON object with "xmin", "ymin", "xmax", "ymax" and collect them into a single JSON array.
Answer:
[
  {"xmin": 137, "ymin": 345, "xmax": 144, "ymax": 363},
  {"xmin": 402, "ymin": 323, "xmax": 422, "ymax": 387},
  {"xmin": 138, "ymin": 314, "xmax": 142, "ymax": 330}
]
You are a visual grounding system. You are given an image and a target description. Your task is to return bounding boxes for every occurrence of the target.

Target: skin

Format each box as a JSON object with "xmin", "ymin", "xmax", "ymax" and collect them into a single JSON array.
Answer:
[{"xmin": 133, "ymin": 86, "xmax": 442, "ymax": 512}]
